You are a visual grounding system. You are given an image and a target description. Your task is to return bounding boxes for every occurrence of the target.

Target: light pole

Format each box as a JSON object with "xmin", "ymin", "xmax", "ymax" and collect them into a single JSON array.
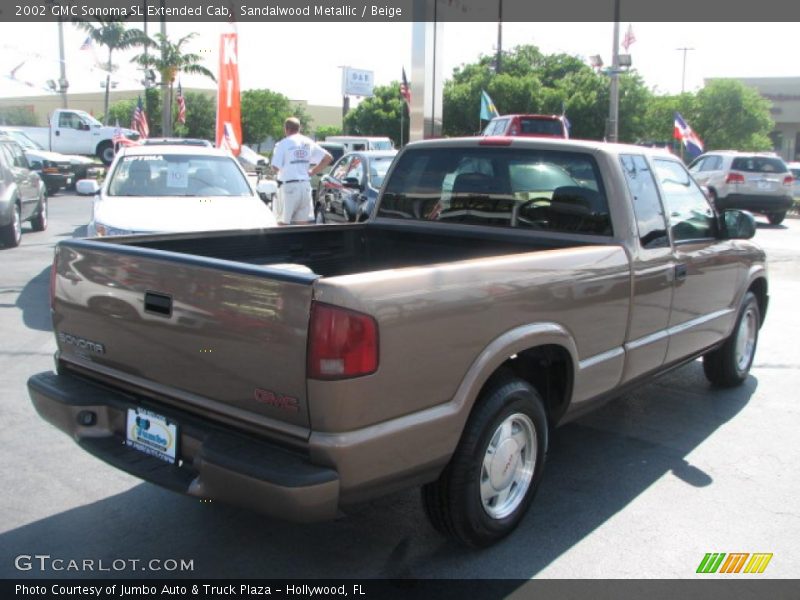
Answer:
[
  {"xmin": 607, "ymin": 0, "xmax": 621, "ymax": 143},
  {"xmin": 160, "ymin": 3, "xmax": 170, "ymax": 137},
  {"xmin": 676, "ymin": 47, "xmax": 695, "ymax": 93},
  {"xmin": 56, "ymin": 16, "xmax": 69, "ymax": 108}
]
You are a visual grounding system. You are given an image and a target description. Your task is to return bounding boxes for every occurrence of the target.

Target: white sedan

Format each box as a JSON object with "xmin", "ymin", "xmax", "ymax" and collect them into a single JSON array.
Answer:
[{"xmin": 81, "ymin": 145, "xmax": 277, "ymax": 237}]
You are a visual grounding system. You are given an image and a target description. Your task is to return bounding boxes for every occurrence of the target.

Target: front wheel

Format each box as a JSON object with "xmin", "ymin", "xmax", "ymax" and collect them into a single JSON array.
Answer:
[
  {"xmin": 30, "ymin": 192, "xmax": 48, "ymax": 232},
  {"xmin": 767, "ymin": 211, "xmax": 786, "ymax": 225},
  {"xmin": 0, "ymin": 202, "xmax": 22, "ymax": 248},
  {"xmin": 422, "ymin": 374, "xmax": 548, "ymax": 547},
  {"xmin": 703, "ymin": 291, "xmax": 760, "ymax": 387}
]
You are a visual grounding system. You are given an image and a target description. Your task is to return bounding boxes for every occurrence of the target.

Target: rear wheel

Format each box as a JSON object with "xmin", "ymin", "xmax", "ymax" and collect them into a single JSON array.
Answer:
[
  {"xmin": 703, "ymin": 291, "xmax": 760, "ymax": 387},
  {"xmin": 30, "ymin": 192, "xmax": 48, "ymax": 232},
  {"xmin": 0, "ymin": 201, "xmax": 22, "ymax": 248},
  {"xmin": 422, "ymin": 374, "xmax": 548, "ymax": 547},
  {"xmin": 767, "ymin": 211, "xmax": 786, "ymax": 225},
  {"xmin": 97, "ymin": 142, "xmax": 115, "ymax": 166}
]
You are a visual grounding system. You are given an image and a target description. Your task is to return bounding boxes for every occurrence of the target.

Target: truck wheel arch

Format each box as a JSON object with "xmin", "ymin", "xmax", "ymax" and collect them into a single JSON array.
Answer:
[{"xmin": 452, "ymin": 323, "xmax": 578, "ymax": 433}]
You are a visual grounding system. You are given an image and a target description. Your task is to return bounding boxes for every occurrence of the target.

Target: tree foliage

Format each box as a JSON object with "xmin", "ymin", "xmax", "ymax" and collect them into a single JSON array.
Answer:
[
  {"xmin": 313, "ymin": 124, "xmax": 343, "ymax": 140},
  {"xmin": 0, "ymin": 106, "xmax": 38, "ymax": 126},
  {"xmin": 343, "ymin": 83, "xmax": 408, "ymax": 146},
  {"xmin": 692, "ymin": 80, "xmax": 774, "ymax": 151},
  {"xmin": 240, "ymin": 89, "xmax": 313, "ymax": 150},
  {"xmin": 172, "ymin": 91, "xmax": 216, "ymax": 140}
]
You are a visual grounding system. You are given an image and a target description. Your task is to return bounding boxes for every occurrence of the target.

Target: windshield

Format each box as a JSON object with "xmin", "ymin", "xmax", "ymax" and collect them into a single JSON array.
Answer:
[
  {"xmin": 6, "ymin": 130, "xmax": 42, "ymax": 150},
  {"xmin": 107, "ymin": 154, "xmax": 252, "ymax": 197},
  {"xmin": 371, "ymin": 140, "xmax": 394, "ymax": 150},
  {"xmin": 369, "ymin": 157, "xmax": 394, "ymax": 188},
  {"xmin": 75, "ymin": 110, "xmax": 103, "ymax": 128}
]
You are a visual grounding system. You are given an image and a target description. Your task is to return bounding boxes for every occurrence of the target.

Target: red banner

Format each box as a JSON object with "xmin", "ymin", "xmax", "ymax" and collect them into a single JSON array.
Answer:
[{"xmin": 216, "ymin": 32, "xmax": 242, "ymax": 156}]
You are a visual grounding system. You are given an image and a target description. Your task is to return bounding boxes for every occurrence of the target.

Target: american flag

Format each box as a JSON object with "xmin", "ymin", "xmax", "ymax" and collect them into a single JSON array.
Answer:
[
  {"xmin": 79, "ymin": 36, "xmax": 93, "ymax": 51},
  {"xmin": 400, "ymin": 67, "xmax": 411, "ymax": 107},
  {"xmin": 622, "ymin": 24, "xmax": 636, "ymax": 52},
  {"xmin": 176, "ymin": 82, "xmax": 186, "ymax": 125},
  {"xmin": 131, "ymin": 96, "xmax": 149, "ymax": 139}
]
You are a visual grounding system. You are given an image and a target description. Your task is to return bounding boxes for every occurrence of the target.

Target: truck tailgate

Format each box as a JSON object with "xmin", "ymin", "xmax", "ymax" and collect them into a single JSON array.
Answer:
[{"xmin": 52, "ymin": 239, "xmax": 318, "ymax": 436}]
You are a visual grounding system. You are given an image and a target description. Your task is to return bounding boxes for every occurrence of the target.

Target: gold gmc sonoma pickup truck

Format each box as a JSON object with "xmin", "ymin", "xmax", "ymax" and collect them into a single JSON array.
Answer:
[{"xmin": 29, "ymin": 137, "xmax": 768, "ymax": 547}]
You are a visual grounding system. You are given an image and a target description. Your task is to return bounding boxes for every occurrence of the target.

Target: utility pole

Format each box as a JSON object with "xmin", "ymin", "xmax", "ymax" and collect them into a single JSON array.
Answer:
[
  {"xmin": 57, "ymin": 17, "xmax": 68, "ymax": 108},
  {"xmin": 495, "ymin": 0, "xmax": 502, "ymax": 74},
  {"xmin": 676, "ymin": 47, "xmax": 695, "ymax": 93},
  {"xmin": 607, "ymin": 0, "xmax": 621, "ymax": 143}
]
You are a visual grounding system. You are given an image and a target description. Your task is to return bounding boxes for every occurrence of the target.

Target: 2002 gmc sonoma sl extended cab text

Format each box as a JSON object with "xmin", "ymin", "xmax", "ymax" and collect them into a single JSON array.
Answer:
[{"xmin": 29, "ymin": 137, "xmax": 767, "ymax": 547}]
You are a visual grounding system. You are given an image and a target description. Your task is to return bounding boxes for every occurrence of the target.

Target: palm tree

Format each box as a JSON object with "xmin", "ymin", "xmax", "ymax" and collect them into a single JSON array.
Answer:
[
  {"xmin": 132, "ymin": 32, "xmax": 216, "ymax": 136},
  {"xmin": 75, "ymin": 19, "xmax": 150, "ymax": 125}
]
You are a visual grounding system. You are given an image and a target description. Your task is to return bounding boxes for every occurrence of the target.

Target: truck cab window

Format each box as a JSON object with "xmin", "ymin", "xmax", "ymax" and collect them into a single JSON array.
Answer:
[{"xmin": 620, "ymin": 154, "xmax": 669, "ymax": 249}]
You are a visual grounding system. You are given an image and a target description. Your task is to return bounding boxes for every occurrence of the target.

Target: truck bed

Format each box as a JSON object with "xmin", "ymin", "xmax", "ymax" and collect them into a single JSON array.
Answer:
[{"xmin": 112, "ymin": 221, "xmax": 594, "ymax": 277}]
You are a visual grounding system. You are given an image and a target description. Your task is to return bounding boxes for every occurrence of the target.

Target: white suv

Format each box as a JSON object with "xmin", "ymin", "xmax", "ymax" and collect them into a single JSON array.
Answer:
[{"xmin": 688, "ymin": 151, "xmax": 794, "ymax": 225}]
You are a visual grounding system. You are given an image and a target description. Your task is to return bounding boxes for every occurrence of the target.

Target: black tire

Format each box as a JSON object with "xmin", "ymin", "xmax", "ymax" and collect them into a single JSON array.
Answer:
[
  {"xmin": 97, "ymin": 142, "xmax": 115, "ymax": 166},
  {"xmin": 703, "ymin": 291, "xmax": 760, "ymax": 387},
  {"xmin": 46, "ymin": 185, "xmax": 60, "ymax": 197},
  {"xmin": 0, "ymin": 201, "xmax": 22, "ymax": 248},
  {"xmin": 422, "ymin": 374, "xmax": 548, "ymax": 547},
  {"xmin": 767, "ymin": 211, "xmax": 786, "ymax": 225},
  {"xmin": 30, "ymin": 192, "xmax": 48, "ymax": 232}
]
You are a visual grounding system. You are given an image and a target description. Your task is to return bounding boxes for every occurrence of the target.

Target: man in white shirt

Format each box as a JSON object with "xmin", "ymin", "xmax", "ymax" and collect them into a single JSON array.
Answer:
[{"xmin": 270, "ymin": 117, "xmax": 333, "ymax": 225}]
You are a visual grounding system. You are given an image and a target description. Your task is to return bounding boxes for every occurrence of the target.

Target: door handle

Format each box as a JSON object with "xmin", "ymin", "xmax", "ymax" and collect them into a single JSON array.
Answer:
[{"xmin": 675, "ymin": 263, "xmax": 688, "ymax": 282}]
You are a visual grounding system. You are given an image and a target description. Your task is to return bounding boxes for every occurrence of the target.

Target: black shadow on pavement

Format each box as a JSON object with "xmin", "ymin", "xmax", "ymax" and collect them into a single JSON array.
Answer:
[{"xmin": 16, "ymin": 266, "xmax": 52, "ymax": 332}]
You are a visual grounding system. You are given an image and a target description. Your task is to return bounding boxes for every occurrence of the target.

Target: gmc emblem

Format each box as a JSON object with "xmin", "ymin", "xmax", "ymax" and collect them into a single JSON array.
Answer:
[{"xmin": 254, "ymin": 388, "xmax": 299, "ymax": 413}]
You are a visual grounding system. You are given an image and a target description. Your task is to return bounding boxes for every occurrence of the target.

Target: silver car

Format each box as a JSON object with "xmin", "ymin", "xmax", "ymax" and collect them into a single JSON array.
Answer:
[{"xmin": 689, "ymin": 151, "xmax": 794, "ymax": 225}]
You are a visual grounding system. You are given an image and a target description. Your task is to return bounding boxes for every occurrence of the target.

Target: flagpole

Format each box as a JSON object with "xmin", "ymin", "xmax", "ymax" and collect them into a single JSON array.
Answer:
[{"xmin": 400, "ymin": 103, "xmax": 404, "ymax": 148}]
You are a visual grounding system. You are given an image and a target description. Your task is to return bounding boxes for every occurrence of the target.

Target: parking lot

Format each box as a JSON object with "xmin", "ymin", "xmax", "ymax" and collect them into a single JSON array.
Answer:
[{"xmin": 1, "ymin": 192, "xmax": 799, "ymax": 580}]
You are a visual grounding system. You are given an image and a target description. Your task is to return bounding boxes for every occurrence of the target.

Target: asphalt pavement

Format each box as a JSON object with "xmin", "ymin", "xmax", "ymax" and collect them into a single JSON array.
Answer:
[{"xmin": 1, "ymin": 193, "xmax": 798, "ymax": 581}]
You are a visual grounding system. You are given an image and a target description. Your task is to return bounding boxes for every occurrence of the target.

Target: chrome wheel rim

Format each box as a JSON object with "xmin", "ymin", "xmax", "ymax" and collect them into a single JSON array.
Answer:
[
  {"xmin": 735, "ymin": 306, "xmax": 757, "ymax": 372},
  {"xmin": 480, "ymin": 412, "xmax": 536, "ymax": 519}
]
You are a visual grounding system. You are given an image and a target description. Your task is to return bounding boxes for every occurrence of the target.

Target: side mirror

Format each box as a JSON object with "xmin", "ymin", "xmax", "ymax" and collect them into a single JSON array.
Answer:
[
  {"xmin": 343, "ymin": 177, "xmax": 361, "ymax": 190},
  {"xmin": 76, "ymin": 179, "xmax": 101, "ymax": 196},
  {"xmin": 256, "ymin": 179, "xmax": 277, "ymax": 196},
  {"xmin": 722, "ymin": 209, "xmax": 756, "ymax": 240}
]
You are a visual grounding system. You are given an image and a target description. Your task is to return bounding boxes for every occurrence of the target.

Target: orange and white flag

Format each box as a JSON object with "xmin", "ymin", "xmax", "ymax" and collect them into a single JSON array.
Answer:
[{"xmin": 216, "ymin": 32, "xmax": 242, "ymax": 156}]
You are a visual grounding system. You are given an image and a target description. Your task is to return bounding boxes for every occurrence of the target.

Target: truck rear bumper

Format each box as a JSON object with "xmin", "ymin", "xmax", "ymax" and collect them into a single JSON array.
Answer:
[{"xmin": 28, "ymin": 371, "xmax": 340, "ymax": 522}]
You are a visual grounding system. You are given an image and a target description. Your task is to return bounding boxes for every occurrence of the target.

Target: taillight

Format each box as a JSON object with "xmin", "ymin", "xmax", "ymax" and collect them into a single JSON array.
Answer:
[
  {"xmin": 783, "ymin": 175, "xmax": 794, "ymax": 186},
  {"xmin": 725, "ymin": 172, "xmax": 745, "ymax": 184},
  {"xmin": 308, "ymin": 302, "xmax": 378, "ymax": 380},
  {"xmin": 479, "ymin": 137, "xmax": 512, "ymax": 146}
]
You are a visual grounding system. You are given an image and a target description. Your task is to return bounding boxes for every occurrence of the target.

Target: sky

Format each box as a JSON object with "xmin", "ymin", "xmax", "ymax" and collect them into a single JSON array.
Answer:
[{"xmin": 1, "ymin": 21, "xmax": 797, "ymax": 108}]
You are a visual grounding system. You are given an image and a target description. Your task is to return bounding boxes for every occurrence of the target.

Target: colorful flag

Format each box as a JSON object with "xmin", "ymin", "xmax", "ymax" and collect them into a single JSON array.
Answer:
[
  {"xmin": 80, "ymin": 36, "xmax": 93, "ymax": 51},
  {"xmin": 622, "ymin": 24, "xmax": 636, "ymax": 52},
  {"xmin": 131, "ymin": 96, "xmax": 149, "ymax": 139},
  {"xmin": 216, "ymin": 33, "xmax": 242, "ymax": 156},
  {"xmin": 400, "ymin": 67, "xmax": 411, "ymax": 107},
  {"xmin": 673, "ymin": 112, "xmax": 704, "ymax": 158},
  {"xmin": 176, "ymin": 81, "xmax": 187, "ymax": 125},
  {"xmin": 480, "ymin": 90, "xmax": 499, "ymax": 121}
]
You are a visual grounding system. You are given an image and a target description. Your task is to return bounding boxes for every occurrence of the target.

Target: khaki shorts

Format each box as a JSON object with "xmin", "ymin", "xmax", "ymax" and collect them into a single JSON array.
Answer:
[{"xmin": 276, "ymin": 181, "xmax": 314, "ymax": 224}]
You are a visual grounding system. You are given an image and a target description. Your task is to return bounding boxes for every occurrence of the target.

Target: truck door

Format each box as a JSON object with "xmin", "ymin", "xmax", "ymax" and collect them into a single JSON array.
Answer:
[
  {"xmin": 652, "ymin": 157, "xmax": 740, "ymax": 363},
  {"xmin": 53, "ymin": 111, "xmax": 93, "ymax": 155},
  {"xmin": 618, "ymin": 154, "xmax": 674, "ymax": 381}
]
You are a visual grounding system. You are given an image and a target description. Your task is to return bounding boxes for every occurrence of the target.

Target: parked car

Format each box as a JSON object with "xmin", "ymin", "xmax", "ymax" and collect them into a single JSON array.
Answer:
[
  {"xmin": 316, "ymin": 150, "xmax": 397, "ymax": 223},
  {"xmin": 311, "ymin": 142, "xmax": 345, "ymax": 204},
  {"xmin": 788, "ymin": 161, "xmax": 800, "ymax": 198},
  {"xmin": 82, "ymin": 144, "xmax": 277, "ymax": 237},
  {"xmin": 16, "ymin": 109, "xmax": 138, "ymax": 165},
  {"xmin": 0, "ymin": 127, "xmax": 105, "ymax": 191},
  {"xmin": 688, "ymin": 151, "xmax": 794, "ymax": 225},
  {"xmin": 1, "ymin": 128, "xmax": 73, "ymax": 195},
  {"xmin": 324, "ymin": 136, "xmax": 394, "ymax": 152},
  {"xmin": 0, "ymin": 137, "xmax": 47, "ymax": 247},
  {"xmin": 482, "ymin": 114, "xmax": 569, "ymax": 139},
  {"xmin": 141, "ymin": 138, "xmax": 213, "ymax": 147}
]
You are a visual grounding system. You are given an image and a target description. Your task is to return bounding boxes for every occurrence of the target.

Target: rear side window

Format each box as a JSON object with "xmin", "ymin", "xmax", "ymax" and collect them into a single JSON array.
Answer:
[
  {"xmin": 654, "ymin": 158, "xmax": 715, "ymax": 242},
  {"xmin": 620, "ymin": 155, "xmax": 669, "ymax": 249},
  {"xmin": 731, "ymin": 156, "xmax": 788, "ymax": 173},
  {"xmin": 379, "ymin": 147, "xmax": 612, "ymax": 235}
]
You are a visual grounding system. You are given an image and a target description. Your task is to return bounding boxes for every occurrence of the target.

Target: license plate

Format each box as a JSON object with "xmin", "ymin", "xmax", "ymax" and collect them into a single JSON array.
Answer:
[
  {"xmin": 125, "ymin": 408, "xmax": 178, "ymax": 464},
  {"xmin": 757, "ymin": 180, "xmax": 774, "ymax": 190}
]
